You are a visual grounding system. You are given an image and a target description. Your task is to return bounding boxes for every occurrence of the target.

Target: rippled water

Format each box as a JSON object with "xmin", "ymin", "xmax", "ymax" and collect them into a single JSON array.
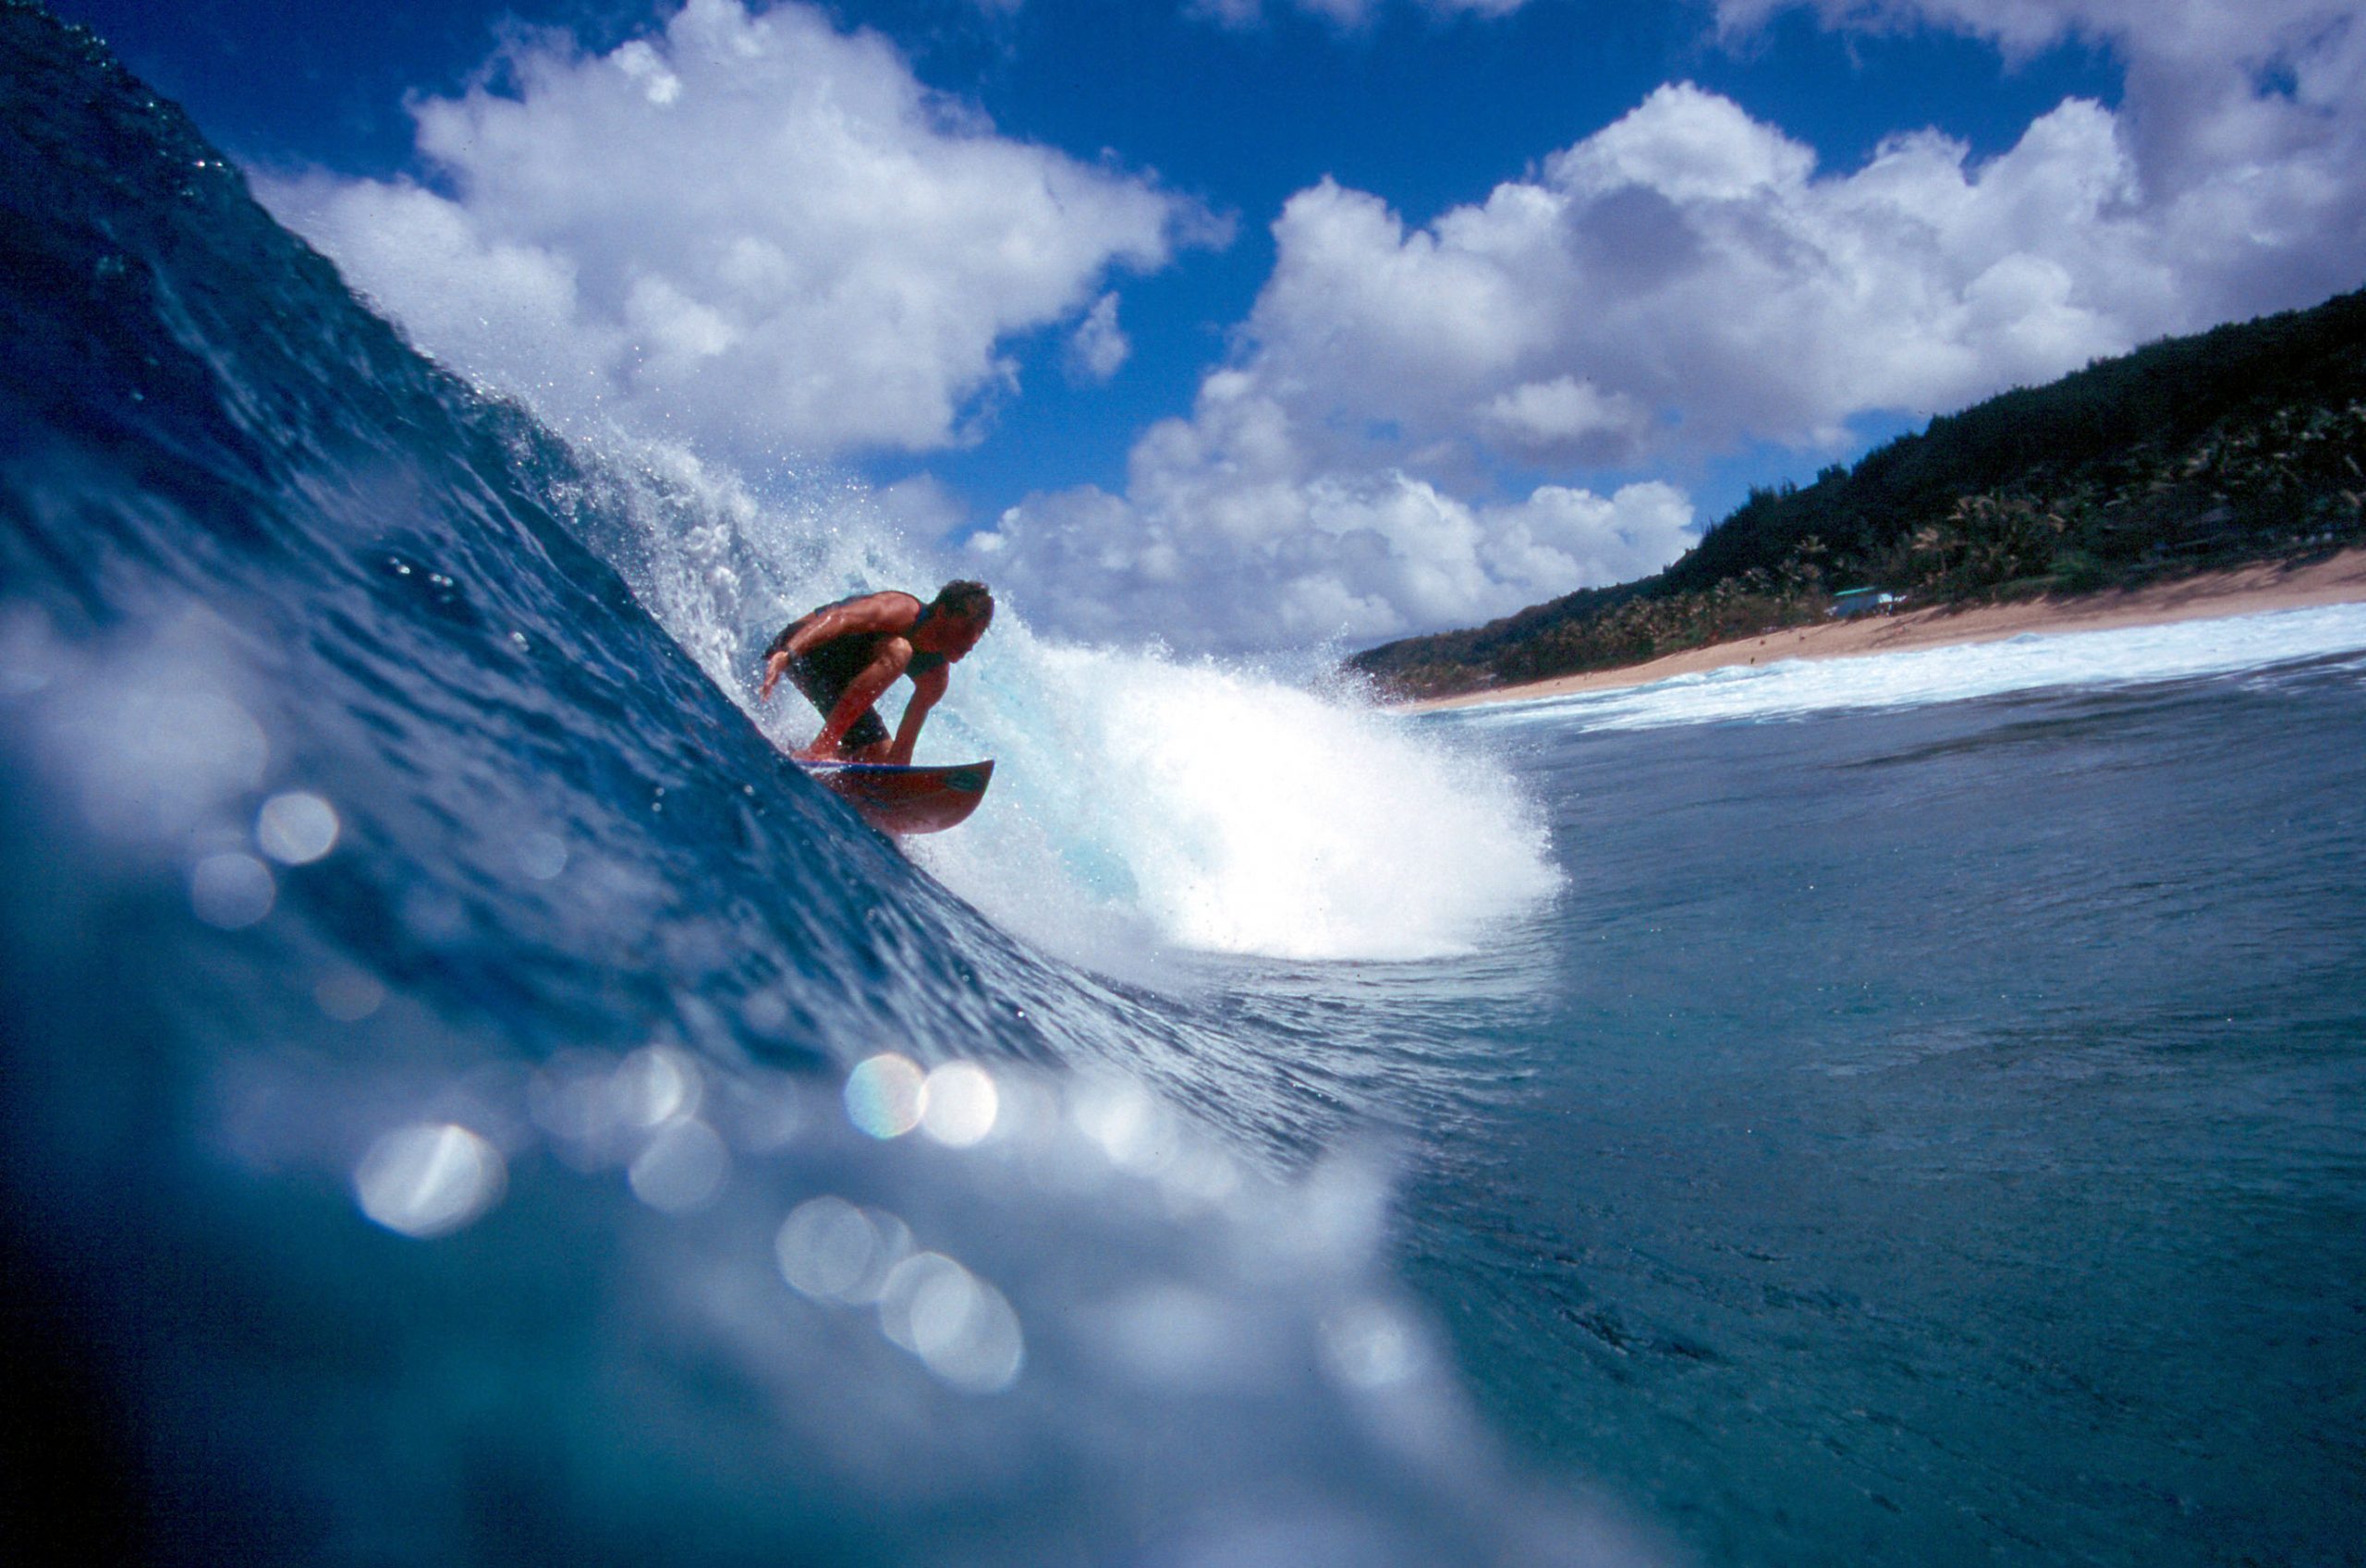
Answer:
[{"xmin": 1394, "ymin": 647, "xmax": 2366, "ymax": 1564}]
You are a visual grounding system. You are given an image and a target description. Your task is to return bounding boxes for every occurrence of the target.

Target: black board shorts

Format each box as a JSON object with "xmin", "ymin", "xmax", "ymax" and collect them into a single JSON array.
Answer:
[{"xmin": 784, "ymin": 655, "xmax": 891, "ymax": 750}]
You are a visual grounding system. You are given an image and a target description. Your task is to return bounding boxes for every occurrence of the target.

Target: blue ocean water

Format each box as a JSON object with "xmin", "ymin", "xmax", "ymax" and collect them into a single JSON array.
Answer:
[
  {"xmin": 1411, "ymin": 647, "xmax": 2366, "ymax": 1564},
  {"xmin": 5, "ymin": 6, "xmax": 2363, "ymax": 1564}
]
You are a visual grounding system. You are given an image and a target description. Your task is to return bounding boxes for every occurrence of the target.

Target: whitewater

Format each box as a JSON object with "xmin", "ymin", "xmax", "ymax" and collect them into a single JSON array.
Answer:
[
  {"xmin": 6, "ymin": 7, "xmax": 2364, "ymax": 1565},
  {"xmin": 549, "ymin": 436, "xmax": 1559, "ymax": 969}
]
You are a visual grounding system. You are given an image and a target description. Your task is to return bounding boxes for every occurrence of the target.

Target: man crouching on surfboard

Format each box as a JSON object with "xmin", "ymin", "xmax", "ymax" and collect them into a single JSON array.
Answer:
[{"xmin": 757, "ymin": 581, "xmax": 994, "ymax": 763}]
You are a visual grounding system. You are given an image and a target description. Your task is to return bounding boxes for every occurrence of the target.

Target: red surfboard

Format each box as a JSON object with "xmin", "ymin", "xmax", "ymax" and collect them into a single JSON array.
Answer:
[{"xmin": 794, "ymin": 759, "xmax": 995, "ymax": 835}]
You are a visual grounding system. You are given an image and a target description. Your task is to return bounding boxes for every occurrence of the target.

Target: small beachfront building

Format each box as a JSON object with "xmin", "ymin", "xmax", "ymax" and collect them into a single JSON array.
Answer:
[{"xmin": 1828, "ymin": 588, "xmax": 1900, "ymax": 618}]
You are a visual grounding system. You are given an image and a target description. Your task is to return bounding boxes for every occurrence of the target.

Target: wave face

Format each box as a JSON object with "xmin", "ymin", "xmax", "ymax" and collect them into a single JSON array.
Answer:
[
  {"xmin": 518, "ymin": 437, "xmax": 1560, "ymax": 969},
  {"xmin": 0, "ymin": 9, "xmax": 1618, "ymax": 1564}
]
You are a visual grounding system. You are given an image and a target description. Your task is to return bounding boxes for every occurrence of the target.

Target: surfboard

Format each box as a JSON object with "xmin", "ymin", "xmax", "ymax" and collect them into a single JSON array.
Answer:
[{"xmin": 794, "ymin": 759, "xmax": 995, "ymax": 835}]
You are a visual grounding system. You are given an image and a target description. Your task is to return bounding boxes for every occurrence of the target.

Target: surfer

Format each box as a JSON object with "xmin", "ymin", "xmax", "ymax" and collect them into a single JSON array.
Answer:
[{"xmin": 757, "ymin": 581, "xmax": 994, "ymax": 763}]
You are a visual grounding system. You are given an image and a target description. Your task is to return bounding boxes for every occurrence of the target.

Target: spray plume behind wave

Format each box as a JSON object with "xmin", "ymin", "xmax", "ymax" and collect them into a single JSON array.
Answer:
[{"xmin": 536, "ymin": 432, "xmax": 1562, "ymax": 969}]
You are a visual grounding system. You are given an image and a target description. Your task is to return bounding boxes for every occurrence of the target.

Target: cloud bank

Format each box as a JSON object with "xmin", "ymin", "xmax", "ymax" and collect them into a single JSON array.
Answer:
[
  {"xmin": 982, "ymin": 0, "xmax": 2366, "ymax": 651},
  {"xmin": 264, "ymin": 0, "xmax": 2365, "ymax": 656},
  {"xmin": 262, "ymin": 0, "xmax": 1205, "ymax": 463}
]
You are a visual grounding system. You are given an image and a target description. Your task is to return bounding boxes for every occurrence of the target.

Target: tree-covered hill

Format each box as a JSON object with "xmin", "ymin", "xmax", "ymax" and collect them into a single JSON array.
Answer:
[{"xmin": 1349, "ymin": 287, "xmax": 2366, "ymax": 699}]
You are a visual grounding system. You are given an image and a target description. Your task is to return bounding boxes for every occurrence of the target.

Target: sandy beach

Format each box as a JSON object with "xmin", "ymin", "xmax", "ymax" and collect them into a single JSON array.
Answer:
[{"xmin": 1402, "ymin": 548, "xmax": 2366, "ymax": 711}]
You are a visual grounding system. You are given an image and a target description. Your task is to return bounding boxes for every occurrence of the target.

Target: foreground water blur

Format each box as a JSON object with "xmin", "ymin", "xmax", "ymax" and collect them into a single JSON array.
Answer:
[
  {"xmin": 0, "ymin": 9, "xmax": 1643, "ymax": 1562},
  {"xmin": 7, "ymin": 6, "xmax": 2365, "ymax": 1564}
]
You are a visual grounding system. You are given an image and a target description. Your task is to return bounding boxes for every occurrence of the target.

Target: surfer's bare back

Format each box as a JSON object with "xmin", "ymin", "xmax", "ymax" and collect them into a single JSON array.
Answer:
[{"xmin": 758, "ymin": 581, "xmax": 994, "ymax": 764}]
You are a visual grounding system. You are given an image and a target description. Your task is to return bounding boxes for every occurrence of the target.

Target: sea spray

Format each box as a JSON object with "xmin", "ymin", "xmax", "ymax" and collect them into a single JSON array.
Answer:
[
  {"xmin": 530, "ymin": 427, "xmax": 1565, "ymax": 968},
  {"xmin": 918, "ymin": 633, "xmax": 1562, "ymax": 964},
  {"xmin": 269, "ymin": 120, "xmax": 1567, "ymax": 970}
]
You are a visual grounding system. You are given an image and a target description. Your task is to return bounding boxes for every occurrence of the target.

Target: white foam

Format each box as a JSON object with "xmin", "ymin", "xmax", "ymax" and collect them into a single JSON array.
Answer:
[
  {"xmin": 566, "ymin": 431, "xmax": 1562, "ymax": 967},
  {"xmin": 1450, "ymin": 603, "xmax": 2366, "ymax": 735},
  {"xmin": 913, "ymin": 629, "xmax": 1560, "ymax": 964}
]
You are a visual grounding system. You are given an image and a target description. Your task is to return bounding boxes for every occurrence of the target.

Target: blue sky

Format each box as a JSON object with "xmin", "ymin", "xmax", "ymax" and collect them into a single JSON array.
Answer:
[{"xmin": 55, "ymin": 0, "xmax": 2366, "ymax": 650}]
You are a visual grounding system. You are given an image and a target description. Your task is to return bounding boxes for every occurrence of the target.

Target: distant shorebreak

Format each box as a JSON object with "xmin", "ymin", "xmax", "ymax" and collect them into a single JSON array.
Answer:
[{"xmin": 1399, "ymin": 547, "xmax": 2366, "ymax": 712}]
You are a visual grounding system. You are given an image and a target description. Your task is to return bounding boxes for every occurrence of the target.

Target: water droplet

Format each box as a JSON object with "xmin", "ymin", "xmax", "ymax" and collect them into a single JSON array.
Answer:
[
  {"xmin": 354, "ymin": 1123, "xmax": 505, "ymax": 1238},
  {"xmin": 776, "ymin": 1197, "xmax": 910, "ymax": 1304},
  {"xmin": 878, "ymin": 1252, "xmax": 1024, "ymax": 1393},
  {"xmin": 1318, "ymin": 1299, "xmax": 1425, "ymax": 1390},
  {"xmin": 628, "ymin": 1118, "xmax": 728, "ymax": 1213},
  {"xmin": 518, "ymin": 831, "xmax": 568, "ymax": 880},
  {"xmin": 612, "ymin": 1045, "xmax": 701, "ymax": 1127},
  {"xmin": 189, "ymin": 852, "xmax": 274, "ymax": 929},
  {"xmin": 314, "ymin": 968, "xmax": 385, "ymax": 1022},
  {"xmin": 256, "ymin": 791, "xmax": 339, "ymax": 864},
  {"xmin": 921, "ymin": 1062, "xmax": 998, "ymax": 1148},
  {"xmin": 844, "ymin": 1053, "xmax": 925, "ymax": 1138}
]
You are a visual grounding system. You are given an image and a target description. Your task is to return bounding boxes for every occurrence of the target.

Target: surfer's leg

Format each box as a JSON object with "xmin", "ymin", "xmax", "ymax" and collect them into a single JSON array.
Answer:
[
  {"xmin": 842, "ymin": 710, "xmax": 892, "ymax": 761},
  {"xmin": 787, "ymin": 663, "xmax": 853, "ymax": 745}
]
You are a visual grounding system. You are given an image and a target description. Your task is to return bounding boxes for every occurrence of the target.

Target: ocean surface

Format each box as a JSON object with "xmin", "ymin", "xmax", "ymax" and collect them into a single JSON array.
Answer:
[{"xmin": 5, "ymin": 6, "xmax": 2362, "ymax": 1563}]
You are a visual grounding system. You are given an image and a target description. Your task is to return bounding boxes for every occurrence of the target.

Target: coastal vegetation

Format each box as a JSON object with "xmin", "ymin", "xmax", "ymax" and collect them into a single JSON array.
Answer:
[{"xmin": 1349, "ymin": 287, "xmax": 2366, "ymax": 698}]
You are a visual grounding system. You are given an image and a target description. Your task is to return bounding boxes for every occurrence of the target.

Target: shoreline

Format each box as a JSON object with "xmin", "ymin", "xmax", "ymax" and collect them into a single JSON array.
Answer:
[{"xmin": 1398, "ymin": 548, "xmax": 2366, "ymax": 712}]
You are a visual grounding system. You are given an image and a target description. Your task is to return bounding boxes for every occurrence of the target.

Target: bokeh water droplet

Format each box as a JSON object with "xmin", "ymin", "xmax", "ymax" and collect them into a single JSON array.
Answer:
[
  {"xmin": 921, "ymin": 1061, "xmax": 998, "ymax": 1148},
  {"xmin": 256, "ymin": 791, "xmax": 339, "ymax": 864},
  {"xmin": 845, "ymin": 1053, "xmax": 926, "ymax": 1138},
  {"xmin": 628, "ymin": 1116, "xmax": 729, "ymax": 1213},
  {"xmin": 189, "ymin": 852, "xmax": 274, "ymax": 929},
  {"xmin": 354, "ymin": 1123, "xmax": 506, "ymax": 1238}
]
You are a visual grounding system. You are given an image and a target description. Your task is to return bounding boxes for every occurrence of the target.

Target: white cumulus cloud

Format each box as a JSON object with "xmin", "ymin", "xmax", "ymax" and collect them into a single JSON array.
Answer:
[
  {"xmin": 980, "ymin": 0, "xmax": 2365, "ymax": 653},
  {"xmin": 1067, "ymin": 292, "xmax": 1132, "ymax": 383},
  {"xmin": 257, "ymin": 0, "xmax": 2364, "ymax": 659},
  {"xmin": 968, "ymin": 364, "xmax": 1696, "ymax": 652},
  {"xmin": 259, "ymin": 0, "xmax": 1203, "ymax": 462},
  {"xmin": 1233, "ymin": 80, "xmax": 2234, "ymax": 465},
  {"xmin": 1714, "ymin": 1, "xmax": 2366, "ymax": 307}
]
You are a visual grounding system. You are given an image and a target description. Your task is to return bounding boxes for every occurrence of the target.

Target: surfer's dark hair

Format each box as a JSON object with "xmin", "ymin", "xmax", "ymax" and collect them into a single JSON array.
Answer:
[{"xmin": 933, "ymin": 580, "xmax": 994, "ymax": 626}]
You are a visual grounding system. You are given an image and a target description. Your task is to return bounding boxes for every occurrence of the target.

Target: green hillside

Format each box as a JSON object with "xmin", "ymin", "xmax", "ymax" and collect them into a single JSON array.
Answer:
[{"xmin": 1349, "ymin": 287, "xmax": 2366, "ymax": 699}]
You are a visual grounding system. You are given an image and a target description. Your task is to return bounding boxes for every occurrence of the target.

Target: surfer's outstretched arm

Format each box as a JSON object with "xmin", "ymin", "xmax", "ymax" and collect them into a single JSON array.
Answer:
[{"xmin": 886, "ymin": 664, "xmax": 948, "ymax": 766}]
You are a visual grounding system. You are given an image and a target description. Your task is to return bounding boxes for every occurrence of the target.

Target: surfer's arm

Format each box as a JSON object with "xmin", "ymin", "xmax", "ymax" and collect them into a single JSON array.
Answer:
[
  {"xmin": 800, "ymin": 642, "xmax": 912, "ymax": 760},
  {"xmin": 760, "ymin": 594, "xmax": 921, "ymax": 702},
  {"xmin": 790, "ymin": 595, "xmax": 919, "ymax": 656},
  {"xmin": 757, "ymin": 650, "xmax": 792, "ymax": 701},
  {"xmin": 886, "ymin": 664, "xmax": 948, "ymax": 766}
]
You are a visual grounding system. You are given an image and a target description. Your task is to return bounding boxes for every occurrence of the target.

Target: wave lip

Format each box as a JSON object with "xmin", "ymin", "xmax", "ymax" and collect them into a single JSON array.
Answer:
[{"xmin": 916, "ymin": 638, "xmax": 1565, "ymax": 966}]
